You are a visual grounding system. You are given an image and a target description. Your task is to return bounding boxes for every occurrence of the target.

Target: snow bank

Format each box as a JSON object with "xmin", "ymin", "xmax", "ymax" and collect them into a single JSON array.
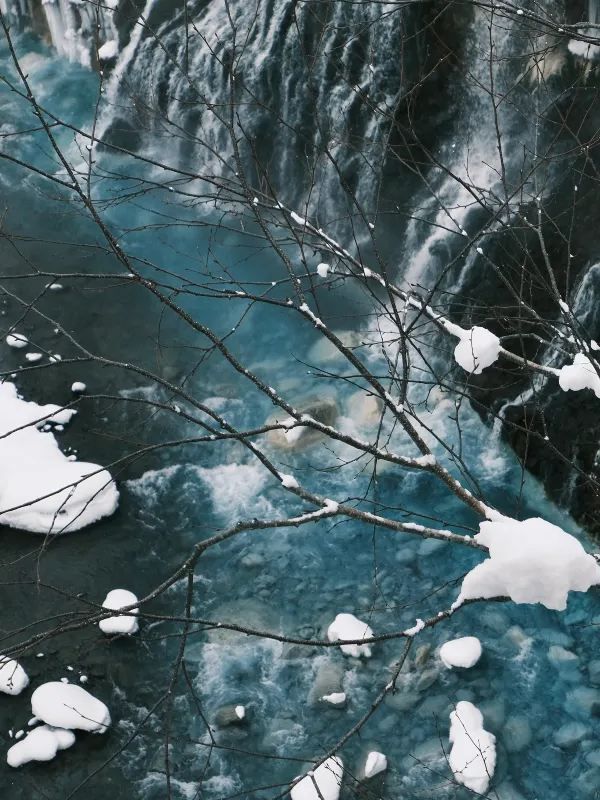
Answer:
[
  {"xmin": 455, "ymin": 516, "xmax": 600, "ymax": 611},
  {"xmin": 453, "ymin": 326, "xmax": 500, "ymax": 374},
  {"xmin": 7, "ymin": 724, "xmax": 75, "ymax": 767},
  {"xmin": 439, "ymin": 637, "xmax": 482, "ymax": 669},
  {"xmin": 98, "ymin": 40, "xmax": 118, "ymax": 60},
  {"xmin": 291, "ymin": 757, "xmax": 343, "ymax": 800},
  {"xmin": 364, "ymin": 751, "xmax": 387, "ymax": 778},
  {"xmin": 6, "ymin": 333, "xmax": 28, "ymax": 349},
  {"xmin": 449, "ymin": 701, "xmax": 496, "ymax": 794},
  {"xmin": 558, "ymin": 353, "xmax": 600, "ymax": 398},
  {"xmin": 31, "ymin": 682, "xmax": 111, "ymax": 733},
  {"xmin": 0, "ymin": 657, "xmax": 29, "ymax": 695},
  {"xmin": 98, "ymin": 589, "xmax": 139, "ymax": 635},
  {"xmin": 327, "ymin": 613, "xmax": 373, "ymax": 658},
  {"xmin": 0, "ymin": 382, "xmax": 118, "ymax": 534}
]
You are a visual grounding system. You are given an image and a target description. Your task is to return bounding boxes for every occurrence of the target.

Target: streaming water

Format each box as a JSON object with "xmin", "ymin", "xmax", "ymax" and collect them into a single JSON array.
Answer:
[{"xmin": 1, "ymin": 9, "xmax": 600, "ymax": 800}]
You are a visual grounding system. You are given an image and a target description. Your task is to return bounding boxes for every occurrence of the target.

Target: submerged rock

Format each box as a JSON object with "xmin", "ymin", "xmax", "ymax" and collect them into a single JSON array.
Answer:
[
  {"xmin": 266, "ymin": 397, "xmax": 338, "ymax": 450},
  {"xmin": 308, "ymin": 660, "xmax": 345, "ymax": 706},
  {"xmin": 214, "ymin": 704, "xmax": 247, "ymax": 728},
  {"xmin": 554, "ymin": 721, "xmax": 589, "ymax": 748}
]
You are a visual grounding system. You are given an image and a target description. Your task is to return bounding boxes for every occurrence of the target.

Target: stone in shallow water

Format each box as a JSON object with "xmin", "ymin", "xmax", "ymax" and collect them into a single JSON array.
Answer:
[
  {"xmin": 588, "ymin": 660, "xmax": 600, "ymax": 686},
  {"xmin": 554, "ymin": 721, "xmax": 589, "ymax": 748},
  {"xmin": 214, "ymin": 705, "xmax": 247, "ymax": 728},
  {"xmin": 585, "ymin": 749, "xmax": 600, "ymax": 768},
  {"xmin": 548, "ymin": 645, "xmax": 578, "ymax": 663},
  {"xmin": 566, "ymin": 686, "xmax": 600, "ymax": 715},
  {"xmin": 503, "ymin": 715, "xmax": 532, "ymax": 753},
  {"xmin": 308, "ymin": 660, "xmax": 345, "ymax": 705}
]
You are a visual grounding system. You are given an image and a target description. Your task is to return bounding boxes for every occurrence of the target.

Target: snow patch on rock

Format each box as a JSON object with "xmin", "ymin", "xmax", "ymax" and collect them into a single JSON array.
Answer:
[
  {"xmin": 449, "ymin": 701, "xmax": 496, "ymax": 795},
  {"xmin": 558, "ymin": 353, "xmax": 600, "ymax": 398},
  {"xmin": 7, "ymin": 725, "xmax": 75, "ymax": 767},
  {"xmin": 0, "ymin": 382, "xmax": 119, "ymax": 534},
  {"xmin": 0, "ymin": 657, "xmax": 29, "ymax": 696},
  {"xmin": 439, "ymin": 637, "xmax": 482, "ymax": 669},
  {"xmin": 291, "ymin": 756, "xmax": 343, "ymax": 800},
  {"xmin": 454, "ymin": 326, "xmax": 500, "ymax": 374},
  {"xmin": 364, "ymin": 751, "xmax": 387, "ymax": 778},
  {"xmin": 31, "ymin": 682, "xmax": 111, "ymax": 733},
  {"xmin": 98, "ymin": 589, "xmax": 139, "ymax": 635},
  {"xmin": 327, "ymin": 613, "xmax": 373, "ymax": 658}
]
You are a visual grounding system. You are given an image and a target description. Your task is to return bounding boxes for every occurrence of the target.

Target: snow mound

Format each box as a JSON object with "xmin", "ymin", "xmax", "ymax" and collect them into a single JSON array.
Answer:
[
  {"xmin": 439, "ymin": 637, "xmax": 482, "ymax": 669},
  {"xmin": 364, "ymin": 751, "xmax": 387, "ymax": 778},
  {"xmin": 99, "ymin": 589, "xmax": 139, "ymax": 635},
  {"xmin": 6, "ymin": 333, "xmax": 28, "ymax": 349},
  {"xmin": 0, "ymin": 382, "xmax": 118, "ymax": 534},
  {"xmin": 327, "ymin": 613, "xmax": 373, "ymax": 658},
  {"xmin": 454, "ymin": 326, "xmax": 500, "ymax": 374},
  {"xmin": 0, "ymin": 657, "xmax": 29, "ymax": 695},
  {"xmin": 31, "ymin": 682, "xmax": 111, "ymax": 733},
  {"xmin": 449, "ymin": 701, "xmax": 496, "ymax": 794},
  {"xmin": 291, "ymin": 756, "xmax": 343, "ymax": 800},
  {"xmin": 455, "ymin": 516, "xmax": 600, "ymax": 611},
  {"xmin": 7, "ymin": 724, "xmax": 75, "ymax": 767},
  {"xmin": 558, "ymin": 353, "xmax": 600, "ymax": 398}
]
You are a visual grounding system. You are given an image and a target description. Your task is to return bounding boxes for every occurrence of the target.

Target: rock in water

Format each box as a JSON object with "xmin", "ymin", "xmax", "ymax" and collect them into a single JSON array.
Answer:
[{"xmin": 215, "ymin": 704, "xmax": 247, "ymax": 728}]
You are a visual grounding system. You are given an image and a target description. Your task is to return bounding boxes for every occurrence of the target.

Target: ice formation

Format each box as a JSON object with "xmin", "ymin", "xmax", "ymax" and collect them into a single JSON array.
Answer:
[
  {"xmin": 31, "ymin": 682, "xmax": 111, "ymax": 733},
  {"xmin": 439, "ymin": 636, "xmax": 482, "ymax": 669},
  {"xmin": 449, "ymin": 701, "xmax": 496, "ymax": 794},
  {"xmin": 455, "ymin": 516, "xmax": 600, "ymax": 611},
  {"xmin": 327, "ymin": 613, "xmax": 374, "ymax": 658},
  {"xmin": 98, "ymin": 589, "xmax": 139, "ymax": 635},
  {"xmin": 0, "ymin": 382, "xmax": 118, "ymax": 534},
  {"xmin": 453, "ymin": 326, "xmax": 500, "ymax": 374}
]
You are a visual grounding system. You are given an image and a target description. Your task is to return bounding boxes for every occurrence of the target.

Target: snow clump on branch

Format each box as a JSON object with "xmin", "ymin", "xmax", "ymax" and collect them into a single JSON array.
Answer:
[
  {"xmin": 453, "ymin": 326, "xmax": 501, "ymax": 374},
  {"xmin": 558, "ymin": 353, "xmax": 600, "ymax": 398},
  {"xmin": 454, "ymin": 516, "xmax": 600, "ymax": 611}
]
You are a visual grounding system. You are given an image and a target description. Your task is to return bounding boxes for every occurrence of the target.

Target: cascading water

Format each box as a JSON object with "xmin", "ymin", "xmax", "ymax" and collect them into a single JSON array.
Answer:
[{"xmin": 3, "ymin": 2, "xmax": 600, "ymax": 799}]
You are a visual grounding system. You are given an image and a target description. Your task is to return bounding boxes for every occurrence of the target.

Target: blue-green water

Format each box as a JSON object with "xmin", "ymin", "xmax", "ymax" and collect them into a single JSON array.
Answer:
[{"xmin": 1, "ymin": 31, "xmax": 600, "ymax": 800}]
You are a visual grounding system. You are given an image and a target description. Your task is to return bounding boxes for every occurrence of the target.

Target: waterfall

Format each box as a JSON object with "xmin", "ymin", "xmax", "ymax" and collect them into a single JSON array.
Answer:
[
  {"xmin": 1, "ymin": 0, "xmax": 117, "ymax": 67},
  {"xmin": 90, "ymin": 0, "xmax": 417, "ymax": 224}
]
